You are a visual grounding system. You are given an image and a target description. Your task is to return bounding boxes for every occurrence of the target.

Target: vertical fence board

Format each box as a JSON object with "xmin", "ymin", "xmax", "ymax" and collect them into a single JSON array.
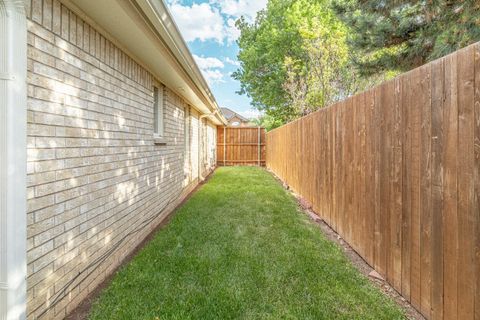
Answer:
[
  {"xmin": 352, "ymin": 96, "xmax": 358, "ymax": 252},
  {"xmin": 474, "ymin": 43, "xmax": 480, "ymax": 320},
  {"xmin": 420, "ymin": 64, "xmax": 433, "ymax": 318},
  {"xmin": 401, "ymin": 71, "xmax": 412, "ymax": 301},
  {"xmin": 346, "ymin": 97, "xmax": 354, "ymax": 246},
  {"xmin": 456, "ymin": 45, "xmax": 475, "ymax": 320},
  {"xmin": 382, "ymin": 81, "xmax": 394, "ymax": 280},
  {"xmin": 373, "ymin": 86, "xmax": 383, "ymax": 274},
  {"xmin": 365, "ymin": 91, "xmax": 375, "ymax": 266},
  {"xmin": 443, "ymin": 51, "xmax": 458, "ymax": 320},
  {"xmin": 322, "ymin": 110, "xmax": 327, "ymax": 222},
  {"xmin": 331, "ymin": 106, "xmax": 338, "ymax": 232},
  {"xmin": 392, "ymin": 77, "xmax": 403, "ymax": 292},
  {"xmin": 410, "ymin": 67, "xmax": 422, "ymax": 311},
  {"xmin": 431, "ymin": 58, "xmax": 445, "ymax": 320},
  {"xmin": 359, "ymin": 93, "xmax": 367, "ymax": 260}
]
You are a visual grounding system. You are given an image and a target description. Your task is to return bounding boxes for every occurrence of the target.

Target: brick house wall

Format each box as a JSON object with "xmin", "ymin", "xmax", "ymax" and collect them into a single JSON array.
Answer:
[{"xmin": 24, "ymin": 1, "xmax": 217, "ymax": 318}]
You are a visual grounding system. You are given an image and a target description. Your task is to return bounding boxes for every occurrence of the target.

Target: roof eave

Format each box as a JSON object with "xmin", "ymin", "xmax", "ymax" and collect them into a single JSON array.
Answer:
[
  {"xmin": 134, "ymin": 0, "xmax": 227, "ymax": 125},
  {"xmin": 63, "ymin": 0, "xmax": 227, "ymax": 125}
]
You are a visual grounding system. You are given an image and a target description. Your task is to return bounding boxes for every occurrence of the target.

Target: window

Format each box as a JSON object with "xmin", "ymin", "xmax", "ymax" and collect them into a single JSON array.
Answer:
[
  {"xmin": 153, "ymin": 85, "xmax": 164, "ymax": 137},
  {"xmin": 232, "ymin": 121, "xmax": 240, "ymax": 126}
]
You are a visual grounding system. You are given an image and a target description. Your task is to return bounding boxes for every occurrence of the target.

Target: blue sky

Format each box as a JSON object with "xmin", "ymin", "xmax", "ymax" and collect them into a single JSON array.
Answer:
[{"xmin": 166, "ymin": 0, "xmax": 267, "ymax": 118}]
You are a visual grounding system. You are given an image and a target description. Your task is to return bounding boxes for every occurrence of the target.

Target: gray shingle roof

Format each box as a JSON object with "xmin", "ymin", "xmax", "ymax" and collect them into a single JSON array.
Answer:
[{"xmin": 220, "ymin": 107, "xmax": 249, "ymax": 122}]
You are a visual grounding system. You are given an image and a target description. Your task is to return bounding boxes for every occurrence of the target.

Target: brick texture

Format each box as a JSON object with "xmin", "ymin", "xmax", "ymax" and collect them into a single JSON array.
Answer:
[{"xmin": 26, "ymin": 1, "xmax": 217, "ymax": 318}]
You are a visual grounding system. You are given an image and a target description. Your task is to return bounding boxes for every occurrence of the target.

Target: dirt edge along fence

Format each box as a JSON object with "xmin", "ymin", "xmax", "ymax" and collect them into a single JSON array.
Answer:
[{"xmin": 266, "ymin": 42, "xmax": 480, "ymax": 320}]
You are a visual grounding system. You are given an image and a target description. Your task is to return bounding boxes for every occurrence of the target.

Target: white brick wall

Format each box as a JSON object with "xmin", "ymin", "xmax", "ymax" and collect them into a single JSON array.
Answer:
[{"xmin": 25, "ymin": 1, "xmax": 217, "ymax": 318}]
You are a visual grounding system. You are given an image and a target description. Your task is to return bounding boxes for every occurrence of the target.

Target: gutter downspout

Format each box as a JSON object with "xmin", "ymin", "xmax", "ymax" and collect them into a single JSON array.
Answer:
[
  {"xmin": 0, "ymin": 1, "xmax": 27, "ymax": 319},
  {"xmin": 198, "ymin": 111, "xmax": 219, "ymax": 181}
]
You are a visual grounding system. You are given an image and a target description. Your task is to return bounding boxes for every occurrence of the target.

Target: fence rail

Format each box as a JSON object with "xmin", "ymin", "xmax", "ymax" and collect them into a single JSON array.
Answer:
[
  {"xmin": 217, "ymin": 127, "xmax": 266, "ymax": 166},
  {"xmin": 266, "ymin": 42, "xmax": 480, "ymax": 320}
]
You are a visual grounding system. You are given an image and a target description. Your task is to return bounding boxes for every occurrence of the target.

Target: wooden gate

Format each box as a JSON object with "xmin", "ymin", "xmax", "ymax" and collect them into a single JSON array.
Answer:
[{"xmin": 217, "ymin": 127, "xmax": 266, "ymax": 166}]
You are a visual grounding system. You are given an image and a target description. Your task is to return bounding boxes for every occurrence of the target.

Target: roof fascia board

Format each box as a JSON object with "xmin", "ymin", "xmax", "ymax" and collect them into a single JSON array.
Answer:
[{"xmin": 132, "ymin": 0, "xmax": 227, "ymax": 125}]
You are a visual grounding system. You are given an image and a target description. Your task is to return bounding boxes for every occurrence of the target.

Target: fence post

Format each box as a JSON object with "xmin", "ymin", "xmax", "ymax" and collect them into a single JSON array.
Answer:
[
  {"xmin": 258, "ymin": 127, "xmax": 261, "ymax": 166},
  {"xmin": 223, "ymin": 126, "xmax": 226, "ymax": 166}
]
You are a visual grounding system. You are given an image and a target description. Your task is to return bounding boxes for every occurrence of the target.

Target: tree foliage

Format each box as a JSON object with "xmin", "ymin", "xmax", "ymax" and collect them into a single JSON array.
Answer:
[
  {"xmin": 334, "ymin": 0, "xmax": 480, "ymax": 75},
  {"xmin": 283, "ymin": 17, "xmax": 351, "ymax": 116},
  {"xmin": 235, "ymin": 0, "xmax": 480, "ymax": 127},
  {"xmin": 249, "ymin": 114, "xmax": 284, "ymax": 131},
  {"xmin": 233, "ymin": 0, "xmax": 354, "ymax": 124}
]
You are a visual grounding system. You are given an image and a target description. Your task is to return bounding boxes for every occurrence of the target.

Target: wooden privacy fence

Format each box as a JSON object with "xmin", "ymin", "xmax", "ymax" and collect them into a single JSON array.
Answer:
[
  {"xmin": 217, "ymin": 127, "xmax": 266, "ymax": 166},
  {"xmin": 266, "ymin": 43, "xmax": 480, "ymax": 320}
]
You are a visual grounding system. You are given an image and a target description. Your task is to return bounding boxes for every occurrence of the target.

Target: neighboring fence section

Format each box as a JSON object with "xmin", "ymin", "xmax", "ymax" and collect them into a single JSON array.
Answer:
[
  {"xmin": 217, "ymin": 127, "xmax": 266, "ymax": 166},
  {"xmin": 266, "ymin": 43, "xmax": 480, "ymax": 320}
]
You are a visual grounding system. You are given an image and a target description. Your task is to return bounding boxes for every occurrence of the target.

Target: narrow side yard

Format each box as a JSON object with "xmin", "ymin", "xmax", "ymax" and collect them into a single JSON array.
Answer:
[{"xmin": 89, "ymin": 167, "xmax": 405, "ymax": 319}]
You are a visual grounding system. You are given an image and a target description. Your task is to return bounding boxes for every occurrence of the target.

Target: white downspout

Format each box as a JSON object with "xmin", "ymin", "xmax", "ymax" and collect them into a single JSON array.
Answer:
[{"xmin": 0, "ymin": 1, "xmax": 27, "ymax": 320}]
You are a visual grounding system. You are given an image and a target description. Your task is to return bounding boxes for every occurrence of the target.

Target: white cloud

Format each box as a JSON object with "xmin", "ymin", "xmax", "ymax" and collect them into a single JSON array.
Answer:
[
  {"xmin": 193, "ymin": 55, "xmax": 225, "ymax": 69},
  {"xmin": 212, "ymin": 0, "xmax": 267, "ymax": 22},
  {"xmin": 225, "ymin": 18, "xmax": 241, "ymax": 42},
  {"xmin": 193, "ymin": 55, "xmax": 225, "ymax": 84},
  {"xmin": 202, "ymin": 69, "xmax": 225, "ymax": 84},
  {"xmin": 168, "ymin": 1, "xmax": 226, "ymax": 43},
  {"xmin": 167, "ymin": 0, "xmax": 267, "ymax": 43},
  {"xmin": 225, "ymin": 57, "xmax": 240, "ymax": 67},
  {"xmin": 239, "ymin": 109, "xmax": 262, "ymax": 119}
]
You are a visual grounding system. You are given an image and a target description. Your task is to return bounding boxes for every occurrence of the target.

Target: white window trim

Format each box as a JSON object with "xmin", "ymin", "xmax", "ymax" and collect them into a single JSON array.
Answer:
[
  {"xmin": 153, "ymin": 84, "xmax": 165, "ymax": 144},
  {"xmin": 1, "ymin": 1, "xmax": 27, "ymax": 319}
]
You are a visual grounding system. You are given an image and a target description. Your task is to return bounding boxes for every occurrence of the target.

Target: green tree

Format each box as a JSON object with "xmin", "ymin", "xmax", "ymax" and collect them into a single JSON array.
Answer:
[
  {"xmin": 334, "ymin": 0, "xmax": 480, "ymax": 76},
  {"xmin": 249, "ymin": 114, "xmax": 283, "ymax": 131},
  {"xmin": 234, "ymin": 0, "xmax": 353, "ymax": 124},
  {"xmin": 283, "ymin": 15, "xmax": 351, "ymax": 116}
]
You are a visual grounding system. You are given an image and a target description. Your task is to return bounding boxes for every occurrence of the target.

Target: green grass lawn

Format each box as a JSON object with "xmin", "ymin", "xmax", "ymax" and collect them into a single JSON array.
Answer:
[{"xmin": 89, "ymin": 167, "xmax": 405, "ymax": 320}]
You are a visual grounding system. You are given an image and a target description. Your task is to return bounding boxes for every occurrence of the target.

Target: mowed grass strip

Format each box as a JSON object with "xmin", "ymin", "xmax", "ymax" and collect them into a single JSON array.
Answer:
[{"xmin": 89, "ymin": 167, "xmax": 405, "ymax": 320}]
